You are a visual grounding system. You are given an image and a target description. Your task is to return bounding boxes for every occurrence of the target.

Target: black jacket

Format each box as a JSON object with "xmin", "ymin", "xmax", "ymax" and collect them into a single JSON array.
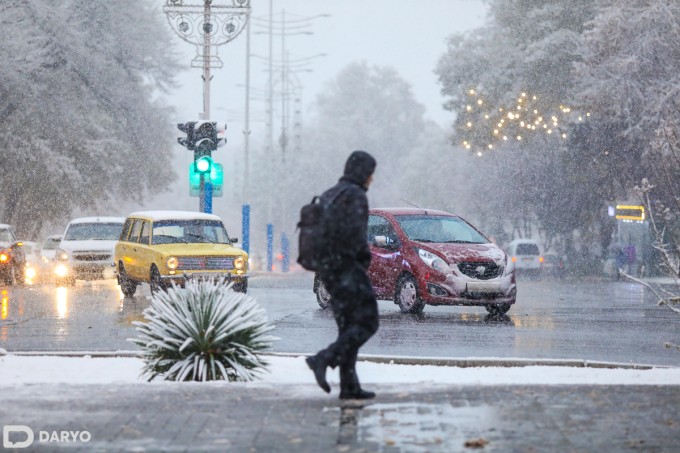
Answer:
[{"xmin": 320, "ymin": 151, "xmax": 376, "ymax": 271}]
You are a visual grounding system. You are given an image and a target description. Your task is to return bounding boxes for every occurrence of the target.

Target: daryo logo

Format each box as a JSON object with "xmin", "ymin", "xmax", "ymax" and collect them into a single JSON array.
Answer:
[{"xmin": 3, "ymin": 425, "xmax": 91, "ymax": 448}]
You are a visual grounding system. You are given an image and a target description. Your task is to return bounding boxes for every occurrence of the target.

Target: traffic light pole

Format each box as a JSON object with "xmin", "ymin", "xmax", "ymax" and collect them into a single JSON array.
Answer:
[
  {"xmin": 164, "ymin": 0, "xmax": 250, "ymax": 214},
  {"xmin": 200, "ymin": 1, "xmax": 212, "ymax": 213},
  {"xmin": 201, "ymin": 0, "xmax": 211, "ymax": 122}
]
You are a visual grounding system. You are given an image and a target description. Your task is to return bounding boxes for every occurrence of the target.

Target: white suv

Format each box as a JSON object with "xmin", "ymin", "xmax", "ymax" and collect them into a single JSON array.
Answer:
[
  {"xmin": 506, "ymin": 239, "xmax": 543, "ymax": 275},
  {"xmin": 54, "ymin": 217, "xmax": 125, "ymax": 285}
]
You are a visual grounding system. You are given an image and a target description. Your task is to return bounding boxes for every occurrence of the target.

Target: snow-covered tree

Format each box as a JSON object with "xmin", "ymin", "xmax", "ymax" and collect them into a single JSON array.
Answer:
[
  {"xmin": 0, "ymin": 0, "xmax": 182, "ymax": 238},
  {"xmin": 435, "ymin": 0, "xmax": 624, "ymax": 259}
]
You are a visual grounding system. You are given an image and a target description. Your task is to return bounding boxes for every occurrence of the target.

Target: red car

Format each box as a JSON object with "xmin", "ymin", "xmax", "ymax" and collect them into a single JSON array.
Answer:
[{"xmin": 314, "ymin": 208, "xmax": 517, "ymax": 314}]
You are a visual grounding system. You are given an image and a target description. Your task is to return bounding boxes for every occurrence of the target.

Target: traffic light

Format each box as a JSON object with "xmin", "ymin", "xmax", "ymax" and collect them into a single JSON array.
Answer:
[
  {"xmin": 189, "ymin": 161, "xmax": 223, "ymax": 197},
  {"xmin": 216, "ymin": 123, "xmax": 227, "ymax": 148},
  {"xmin": 177, "ymin": 122, "xmax": 196, "ymax": 150},
  {"xmin": 193, "ymin": 121, "xmax": 217, "ymax": 154},
  {"xmin": 195, "ymin": 155, "xmax": 212, "ymax": 174}
]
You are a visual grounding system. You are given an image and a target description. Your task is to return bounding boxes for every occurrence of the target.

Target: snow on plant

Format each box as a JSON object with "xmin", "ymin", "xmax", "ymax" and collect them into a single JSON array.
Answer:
[
  {"xmin": 619, "ymin": 117, "xmax": 680, "ymax": 353},
  {"xmin": 129, "ymin": 279, "xmax": 277, "ymax": 382}
]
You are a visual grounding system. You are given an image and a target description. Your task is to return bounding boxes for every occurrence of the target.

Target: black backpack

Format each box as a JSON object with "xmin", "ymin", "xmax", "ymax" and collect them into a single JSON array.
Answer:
[
  {"xmin": 297, "ymin": 188, "xmax": 347, "ymax": 272},
  {"xmin": 296, "ymin": 195, "xmax": 329, "ymax": 272}
]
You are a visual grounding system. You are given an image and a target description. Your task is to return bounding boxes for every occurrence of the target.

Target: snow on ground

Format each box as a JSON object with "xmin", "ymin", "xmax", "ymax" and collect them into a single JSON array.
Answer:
[{"xmin": 1, "ymin": 354, "xmax": 679, "ymax": 386}]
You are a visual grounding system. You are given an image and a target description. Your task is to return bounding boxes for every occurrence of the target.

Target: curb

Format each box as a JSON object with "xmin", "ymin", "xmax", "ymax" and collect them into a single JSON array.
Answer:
[{"xmin": 0, "ymin": 350, "xmax": 667, "ymax": 370}]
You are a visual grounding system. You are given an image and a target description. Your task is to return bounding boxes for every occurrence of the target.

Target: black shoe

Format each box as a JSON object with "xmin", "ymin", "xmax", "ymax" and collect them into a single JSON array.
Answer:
[
  {"xmin": 339, "ymin": 389, "xmax": 376, "ymax": 400},
  {"xmin": 306, "ymin": 355, "xmax": 331, "ymax": 393}
]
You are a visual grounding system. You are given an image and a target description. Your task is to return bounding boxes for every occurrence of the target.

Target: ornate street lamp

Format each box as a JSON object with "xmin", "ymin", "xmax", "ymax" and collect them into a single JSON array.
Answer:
[{"xmin": 163, "ymin": 0, "xmax": 251, "ymax": 120}]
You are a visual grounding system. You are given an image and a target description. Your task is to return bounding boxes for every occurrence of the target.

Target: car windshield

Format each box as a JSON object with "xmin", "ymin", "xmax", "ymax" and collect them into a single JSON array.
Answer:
[
  {"xmin": 64, "ymin": 223, "xmax": 123, "ymax": 241},
  {"xmin": 516, "ymin": 243, "xmax": 540, "ymax": 255},
  {"xmin": 0, "ymin": 229, "xmax": 14, "ymax": 243},
  {"xmin": 42, "ymin": 238, "xmax": 61, "ymax": 250},
  {"xmin": 395, "ymin": 215, "xmax": 488, "ymax": 244},
  {"xmin": 151, "ymin": 219, "xmax": 230, "ymax": 245}
]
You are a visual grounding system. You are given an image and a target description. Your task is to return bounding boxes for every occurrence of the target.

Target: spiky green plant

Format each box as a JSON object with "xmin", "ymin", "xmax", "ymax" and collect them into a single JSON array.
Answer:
[{"xmin": 129, "ymin": 279, "xmax": 277, "ymax": 382}]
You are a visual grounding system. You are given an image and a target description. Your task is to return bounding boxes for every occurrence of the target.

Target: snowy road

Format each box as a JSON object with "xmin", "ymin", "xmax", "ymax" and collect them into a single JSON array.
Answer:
[{"xmin": 0, "ymin": 272, "xmax": 678, "ymax": 366}]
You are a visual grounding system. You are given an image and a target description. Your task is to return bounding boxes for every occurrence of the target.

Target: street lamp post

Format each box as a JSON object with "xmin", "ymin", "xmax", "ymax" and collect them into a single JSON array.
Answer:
[{"xmin": 163, "ymin": 0, "xmax": 251, "ymax": 213}]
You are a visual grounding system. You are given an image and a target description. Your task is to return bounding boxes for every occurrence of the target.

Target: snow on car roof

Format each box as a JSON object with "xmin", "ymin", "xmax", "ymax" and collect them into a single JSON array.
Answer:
[
  {"xmin": 371, "ymin": 207, "xmax": 454, "ymax": 216},
  {"xmin": 68, "ymin": 217, "xmax": 125, "ymax": 224},
  {"xmin": 126, "ymin": 210, "xmax": 222, "ymax": 222}
]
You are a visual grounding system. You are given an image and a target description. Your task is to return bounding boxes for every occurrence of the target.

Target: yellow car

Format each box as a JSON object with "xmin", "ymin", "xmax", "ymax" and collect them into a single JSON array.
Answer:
[{"xmin": 114, "ymin": 211, "xmax": 248, "ymax": 297}]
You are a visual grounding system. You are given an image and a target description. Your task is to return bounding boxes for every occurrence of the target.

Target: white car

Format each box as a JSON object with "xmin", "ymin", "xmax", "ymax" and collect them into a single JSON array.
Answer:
[
  {"xmin": 506, "ymin": 239, "xmax": 543, "ymax": 275},
  {"xmin": 40, "ymin": 235, "xmax": 62, "ymax": 262},
  {"xmin": 19, "ymin": 240, "xmax": 40, "ymax": 283},
  {"xmin": 54, "ymin": 217, "xmax": 125, "ymax": 286}
]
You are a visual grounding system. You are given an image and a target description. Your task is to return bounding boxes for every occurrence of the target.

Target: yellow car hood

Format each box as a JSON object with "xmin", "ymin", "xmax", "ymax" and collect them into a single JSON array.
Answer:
[{"xmin": 152, "ymin": 243, "xmax": 247, "ymax": 257}]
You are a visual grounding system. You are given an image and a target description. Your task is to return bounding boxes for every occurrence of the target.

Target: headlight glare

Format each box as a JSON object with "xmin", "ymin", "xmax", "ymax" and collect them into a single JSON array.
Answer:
[
  {"xmin": 166, "ymin": 256, "xmax": 179, "ymax": 270},
  {"xmin": 54, "ymin": 264, "xmax": 68, "ymax": 277}
]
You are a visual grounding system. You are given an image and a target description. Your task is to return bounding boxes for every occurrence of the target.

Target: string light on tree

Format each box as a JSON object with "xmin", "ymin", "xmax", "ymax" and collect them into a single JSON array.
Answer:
[{"xmin": 458, "ymin": 88, "xmax": 591, "ymax": 156}]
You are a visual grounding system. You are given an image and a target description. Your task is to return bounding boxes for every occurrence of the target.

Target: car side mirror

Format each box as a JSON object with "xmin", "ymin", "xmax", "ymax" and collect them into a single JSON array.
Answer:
[
  {"xmin": 231, "ymin": 237, "xmax": 239, "ymax": 244},
  {"xmin": 374, "ymin": 235, "xmax": 398, "ymax": 250}
]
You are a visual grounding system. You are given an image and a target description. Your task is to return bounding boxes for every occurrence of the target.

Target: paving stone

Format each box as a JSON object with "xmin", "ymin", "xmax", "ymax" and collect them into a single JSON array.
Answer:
[{"xmin": 0, "ymin": 383, "xmax": 679, "ymax": 452}]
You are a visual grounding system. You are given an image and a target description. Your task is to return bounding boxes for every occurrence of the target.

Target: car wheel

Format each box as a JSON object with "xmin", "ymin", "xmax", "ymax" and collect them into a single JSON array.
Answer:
[
  {"xmin": 485, "ymin": 303, "xmax": 511, "ymax": 314},
  {"xmin": 315, "ymin": 279, "xmax": 331, "ymax": 309},
  {"xmin": 150, "ymin": 266, "xmax": 166, "ymax": 295},
  {"xmin": 118, "ymin": 265, "xmax": 137, "ymax": 298},
  {"xmin": 395, "ymin": 274, "xmax": 424, "ymax": 314},
  {"xmin": 232, "ymin": 280, "xmax": 248, "ymax": 293}
]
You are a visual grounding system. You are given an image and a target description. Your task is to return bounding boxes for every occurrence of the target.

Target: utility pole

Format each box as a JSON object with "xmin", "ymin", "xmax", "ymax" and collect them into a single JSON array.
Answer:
[{"xmin": 243, "ymin": 19, "xmax": 251, "ymax": 199}]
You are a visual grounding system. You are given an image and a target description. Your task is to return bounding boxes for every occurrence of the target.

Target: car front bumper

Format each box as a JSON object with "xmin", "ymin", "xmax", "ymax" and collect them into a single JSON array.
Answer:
[
  {"xmin": 160, "ymin": 272, "xmax": 249, "ymax": 285},
  {"xmin": 421, "ymin": 274, "xmax": 517, "ymax": 306}
]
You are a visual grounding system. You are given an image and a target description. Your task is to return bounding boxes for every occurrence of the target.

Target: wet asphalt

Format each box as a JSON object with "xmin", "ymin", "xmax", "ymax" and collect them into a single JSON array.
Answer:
[{"xmin": 0, "ymin": 272, "xmax": 678, "ymax": 366}]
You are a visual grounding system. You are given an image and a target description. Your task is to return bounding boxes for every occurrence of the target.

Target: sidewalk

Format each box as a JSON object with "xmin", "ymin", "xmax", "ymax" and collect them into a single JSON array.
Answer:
[
  {"xmin": 1, "ymin": 352, "xmax": 680, "ymax": 452},
  {"xmin": 1, "ymin": 381, "xmax": 679, "ymax": 452}
]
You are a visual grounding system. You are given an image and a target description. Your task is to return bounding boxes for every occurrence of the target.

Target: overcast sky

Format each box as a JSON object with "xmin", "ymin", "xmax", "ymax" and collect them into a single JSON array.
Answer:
[
  {"xmin": 153, "ymin": 0, "xmax": 488, "ymax": 220},
  {"xmin": 167, "ymin": 0, "xmax": 488, "ymax": 148}
]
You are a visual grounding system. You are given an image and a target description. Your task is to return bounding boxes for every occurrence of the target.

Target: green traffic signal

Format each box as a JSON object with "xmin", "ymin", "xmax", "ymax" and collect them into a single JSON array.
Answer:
[
  {"xmin": 196, "ymin": 156, "xmax": 212, "ymax": 173},
  {"xmin": 189, "ymin": 161, "xmax": 223, "ymax": 197}
]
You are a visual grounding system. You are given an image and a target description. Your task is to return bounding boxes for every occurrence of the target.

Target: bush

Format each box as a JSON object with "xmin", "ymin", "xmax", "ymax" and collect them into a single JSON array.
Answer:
[{"xmin": 129, "ymin": 279, "xmax": 276, "ymax": 382}]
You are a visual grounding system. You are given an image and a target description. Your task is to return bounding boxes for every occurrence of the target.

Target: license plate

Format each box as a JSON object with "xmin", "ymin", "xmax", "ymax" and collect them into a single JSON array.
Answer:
[
  {"xmin": 185, "ymin": 273, "xmax": 231, "ymax": 281},
  {"xmin": 467, "ymin": 281, "xmax": 502, "ymax": 293}
]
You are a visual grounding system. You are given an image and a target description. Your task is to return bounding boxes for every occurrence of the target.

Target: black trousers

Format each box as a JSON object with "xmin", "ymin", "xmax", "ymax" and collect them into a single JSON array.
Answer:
[{"xmin": 317, "ymin": 264, "xmax": 379, "ymax": 391}]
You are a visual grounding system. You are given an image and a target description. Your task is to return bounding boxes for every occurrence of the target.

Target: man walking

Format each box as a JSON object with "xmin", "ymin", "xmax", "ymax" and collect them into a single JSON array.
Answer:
[{"xmin": 306, "ymin": 150, "xmax": 379, "ymax": 400}]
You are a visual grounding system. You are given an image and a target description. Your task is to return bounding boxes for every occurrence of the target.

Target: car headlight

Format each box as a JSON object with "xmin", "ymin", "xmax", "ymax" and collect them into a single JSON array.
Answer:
[
  {"xmin": 166, "ymin": 256, "xmax": 179, "ymax": 270},
  {"xmin": 0, "ymin": 250, "xmax": 9, "ymax": 262},
  {"xmin": 54, "ymin": 263, "xmax": 69, "ymax": 277},
  {"xmin": 234, "ymin": 256, "xmax": 246, "ymax": 270},
  {"xmin": 25, "ymin": 266, "xmax": 37, "ymax": 279},
  {"xmin": 56, "ymin": 248, "xmax": 69, "ymax": 261},
  {"xmin": 417, "ymin": 249, "xmax": 452, "ymax": 274}
]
